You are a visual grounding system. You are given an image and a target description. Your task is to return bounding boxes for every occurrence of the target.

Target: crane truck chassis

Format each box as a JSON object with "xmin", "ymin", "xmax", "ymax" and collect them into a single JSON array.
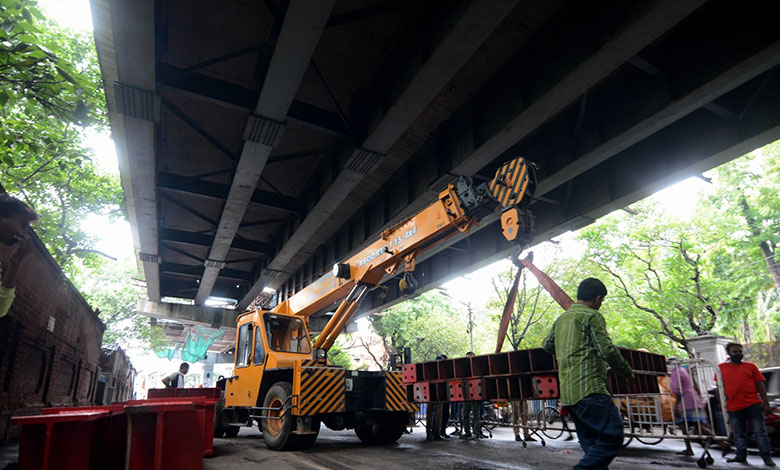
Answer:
[{"xmin": 214, "ymin": 156, "xmax": 536, "ymax": 450}]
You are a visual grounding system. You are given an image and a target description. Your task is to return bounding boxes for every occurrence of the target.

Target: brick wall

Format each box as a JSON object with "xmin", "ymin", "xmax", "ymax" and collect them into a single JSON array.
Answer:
[
  {"xmin": 98, "ymin": 346, "xmax": 136, "ymax": 404},
  {"xmin": 0, "ymin": 233, "xmax": 104, "ymax": 439}
]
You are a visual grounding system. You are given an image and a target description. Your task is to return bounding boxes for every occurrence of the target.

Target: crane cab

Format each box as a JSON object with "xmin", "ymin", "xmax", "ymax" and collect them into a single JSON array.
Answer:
[{"xmin": 224, "ymin": 310, "xmax": 312, "ymax": 408}]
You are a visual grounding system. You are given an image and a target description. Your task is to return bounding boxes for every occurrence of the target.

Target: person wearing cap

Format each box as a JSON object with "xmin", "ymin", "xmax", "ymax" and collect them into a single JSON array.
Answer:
[
  {"xmin": 718, "ymin": 342, "xmax": 775, "ymax": 466},
  {"xmin": 0, "ymin": 194, "xmax": 38, "ymax": 318},
  {"xmin": 543, "ymin": 278, "xmax": 633, "ymax": 470}
]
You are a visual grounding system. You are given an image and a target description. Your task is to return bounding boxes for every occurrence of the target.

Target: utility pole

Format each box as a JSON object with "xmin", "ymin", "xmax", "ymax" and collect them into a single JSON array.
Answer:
[{"xmin": 466, "ymin": 302, "xmax": 474, "ymax": 353}]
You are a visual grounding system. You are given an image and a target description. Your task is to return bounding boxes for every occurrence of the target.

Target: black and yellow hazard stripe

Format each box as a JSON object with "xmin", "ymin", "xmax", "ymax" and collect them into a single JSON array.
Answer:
[
  {"xmin": 297, "ymin": 366, "xmax": 346, "ymax": 416},
  {"xmin": 384, "ymin": 371, "xmax": 418, "ymax": 412},
  {"xmin": 488, "ymin": 157, "xmax": 531, "ymax": 209}
]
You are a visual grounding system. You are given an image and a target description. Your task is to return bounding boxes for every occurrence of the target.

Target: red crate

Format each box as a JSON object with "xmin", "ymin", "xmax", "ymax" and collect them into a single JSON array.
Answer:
[
  {"xmin": 148, "ymin": 387, "xmax": 221, "ymax": 399},
  {"xmin": 124, "ymin": 401, "xmax": 203, "ymax": 470},
  {"xmin": 12, "ymin": 410, "xmax": 110, "ymax": 470},
  {"xmin": 532, "ymin": 375, "xmax": 558, "ymax": 399}
]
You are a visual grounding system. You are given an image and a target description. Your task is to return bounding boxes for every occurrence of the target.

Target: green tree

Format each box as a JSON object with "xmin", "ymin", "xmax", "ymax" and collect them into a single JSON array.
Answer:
[
  {"xmin": 327, "ymin": 342, "xmax": 354, "ymax": 369},
  {"xmin": 578, "ymin": 200, "xmax": 755, "ymax": 357},
  {"xmin": 369, "ymin": 291, "xmax": 469, "ymax": 362},
  {"xmin": 73, "ymin": 256, "xmax": 167, "ymax": 349},
  {"xmin": 1, "ymin": 0, "xmax": 121, "ymax": 275},
  {"xmin": 487, "ymin": 256, "xmax": 584, "ymax": 351}
]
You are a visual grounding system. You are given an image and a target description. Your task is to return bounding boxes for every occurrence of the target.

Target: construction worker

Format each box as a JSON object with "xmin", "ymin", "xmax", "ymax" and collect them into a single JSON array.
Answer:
[
  {"xmin": 0, "ymin": 193, "xmax": 37, "ymax": 318},
  {"xmin": 543, "ymin": 278, "xmax": 633, "ymax": 470}
]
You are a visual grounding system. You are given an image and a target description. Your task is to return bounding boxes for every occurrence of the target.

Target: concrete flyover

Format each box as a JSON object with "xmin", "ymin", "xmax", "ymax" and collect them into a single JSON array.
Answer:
[{"xmin": 91, "ymin": 0, "xmax": 780, "ymax": 346}]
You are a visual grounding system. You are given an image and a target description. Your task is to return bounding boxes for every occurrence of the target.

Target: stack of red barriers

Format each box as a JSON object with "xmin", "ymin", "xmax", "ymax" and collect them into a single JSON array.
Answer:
[{"xmin": 10, "ymin": 388, "xmax": 222, "ymax": 470}]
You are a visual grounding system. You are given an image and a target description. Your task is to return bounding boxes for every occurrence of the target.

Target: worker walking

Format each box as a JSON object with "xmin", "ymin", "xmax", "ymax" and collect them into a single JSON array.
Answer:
[
  {"xmin": 162, "ymin": 362, "xmax": 189, "ymax": 388},
  {"xmin": 543, "ymin": 278, "xmax": 633, "ymax": 470}
]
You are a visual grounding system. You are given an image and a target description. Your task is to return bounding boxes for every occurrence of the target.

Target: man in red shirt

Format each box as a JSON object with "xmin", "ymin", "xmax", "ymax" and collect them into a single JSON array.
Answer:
[{"xmin": 718, "ymin": 342, "xmax": 775, "ymax": 466}]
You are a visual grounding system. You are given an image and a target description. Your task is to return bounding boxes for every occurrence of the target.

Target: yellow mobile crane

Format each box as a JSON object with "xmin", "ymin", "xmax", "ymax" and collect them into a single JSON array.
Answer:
[{"xmin": 217, "ymin": 156, "xmax": 536, "ymax": 450}]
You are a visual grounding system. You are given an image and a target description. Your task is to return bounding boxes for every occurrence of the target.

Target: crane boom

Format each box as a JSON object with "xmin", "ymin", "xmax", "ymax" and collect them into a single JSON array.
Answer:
[{"xmin": 270, "ymin": 156, "xmax": 536, "ymax": 351}]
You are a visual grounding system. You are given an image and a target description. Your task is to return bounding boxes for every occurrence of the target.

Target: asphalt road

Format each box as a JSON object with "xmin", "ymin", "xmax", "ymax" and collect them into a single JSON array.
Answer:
[{"xmin": 205, "ymin": 424, "xmax": 769, "ymax": 470}]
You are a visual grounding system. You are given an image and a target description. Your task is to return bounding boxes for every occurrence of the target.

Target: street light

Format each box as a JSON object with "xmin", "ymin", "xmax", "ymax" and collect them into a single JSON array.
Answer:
[{"xmin": 438, "ymin": 288, "xmax": 475, "ymax": 353}]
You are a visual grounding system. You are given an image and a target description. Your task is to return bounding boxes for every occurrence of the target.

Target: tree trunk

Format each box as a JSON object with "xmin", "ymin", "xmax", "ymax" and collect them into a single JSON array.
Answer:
[{"xmin": 740, "ymin": 197, "xmax": 780, "ymax": 295}]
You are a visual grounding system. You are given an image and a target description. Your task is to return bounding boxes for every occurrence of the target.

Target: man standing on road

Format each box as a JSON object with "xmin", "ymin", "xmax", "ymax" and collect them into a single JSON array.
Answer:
[
  {"xmin": 162, "ymin": 362, "xmax": 189, "ymax": 388},
  {"xmin": 543, "ymin": 278, "xmax": 633, "ymax": 470},
  {"xmin": 460, "ymin": 352, "xmax": 485, "ymax": 440},
  {"xmin": 719, "ymin": 342, "xmax": 776, "ymax": 467},
  {"xmin": 0, "ymin": 193, "xmax": 37, "ymax": 318}
]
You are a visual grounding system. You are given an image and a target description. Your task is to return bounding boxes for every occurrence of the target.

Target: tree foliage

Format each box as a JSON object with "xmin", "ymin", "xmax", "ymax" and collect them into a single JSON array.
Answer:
[
  {"xmin": 73, "ymin": 256, "xmax": 167, "ymax": 349},
  {"xmin": 487, "ymin": 255, "xmax": 585, "ymax": 351},
  {"xmin": 0, "ymin": 0, "xmax": 121, "ymax": 275},
  {"xmin": 369, "ymin": 291, "xmax": 470, "ymax": 362}
]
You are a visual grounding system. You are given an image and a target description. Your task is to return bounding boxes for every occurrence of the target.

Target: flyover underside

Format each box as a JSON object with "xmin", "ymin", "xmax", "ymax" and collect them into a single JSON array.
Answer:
[{"xmin": 93, "ymin": 0, "xmax": 780, "ymax": 330}]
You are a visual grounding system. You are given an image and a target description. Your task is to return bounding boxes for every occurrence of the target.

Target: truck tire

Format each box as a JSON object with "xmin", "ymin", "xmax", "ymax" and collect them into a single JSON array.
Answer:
[
  {"xmin": 261, "ymin": 382, "xmax": 297, "ymax": 450},
  {"xmin": 354, "ymin": 411, "xmax": 407, "ymax": 444}
]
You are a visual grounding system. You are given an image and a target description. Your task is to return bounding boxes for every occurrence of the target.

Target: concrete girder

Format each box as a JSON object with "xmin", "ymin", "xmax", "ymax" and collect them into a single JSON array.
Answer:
[
  {"xmin": 355, "ymin": 71, "xmax": 780, "ymax": 316},
  {"xmin": 194, "ymin": 0, "xmax": 336, "ymax": 305},
  {"xmin": 91, "ymin": 0, "xmax": 160, "ymax": 300},
  {"xmin": 237, "ymin": 0, "xmax": 523, "ymax": 309},
  {"xmin": 273, "ymin": 0, "xmax": 710, "ymax": 307},
  {"xmin": 136, "ymin": 299, "xmax": 239, "ymax": 330}
]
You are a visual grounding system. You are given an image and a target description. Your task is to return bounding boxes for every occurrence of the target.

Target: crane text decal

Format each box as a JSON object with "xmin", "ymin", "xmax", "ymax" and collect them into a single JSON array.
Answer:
[{"xmin": 358, "ymin": 225, "xmax": 417, "ymax": 267}]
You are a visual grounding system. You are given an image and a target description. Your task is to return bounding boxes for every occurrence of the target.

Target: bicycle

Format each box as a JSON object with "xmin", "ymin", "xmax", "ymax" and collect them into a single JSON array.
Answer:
[{"xmin": 541, "ymin": 404, "xmax": 574, "ymax": 441}]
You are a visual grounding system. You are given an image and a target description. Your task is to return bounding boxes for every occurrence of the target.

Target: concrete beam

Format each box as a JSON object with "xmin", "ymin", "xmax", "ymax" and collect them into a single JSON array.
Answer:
[
  {"xmin": 136, "ymin": 299, "xmax": 239, "ymax": 330},
  {"xmin": 159, "ymin": 227, "xmax": 273, "ymax": 255},
  {"xmin": 237, "ymin": 0, "xmax": 522, "ymax": 309},
  {"xmin": 195, "ymin": 0, "xmax": 335, "ymax": 305},
  {"xmin": 273, "ymin": 0, "xmax": 710, "ymax": 307},
  {"xmin": 358, "ymin": 72, "xmax": 780, "ymax": 314},
  {"xmin": 91, "ymin": 0, "xmax": 160, "ymax": 300}
]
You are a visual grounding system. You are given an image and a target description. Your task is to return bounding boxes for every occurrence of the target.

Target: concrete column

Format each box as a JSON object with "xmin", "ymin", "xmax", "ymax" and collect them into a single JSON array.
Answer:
[{"xmin": 686, "ymin": 335, "xmax": 733, "ymax": 365}]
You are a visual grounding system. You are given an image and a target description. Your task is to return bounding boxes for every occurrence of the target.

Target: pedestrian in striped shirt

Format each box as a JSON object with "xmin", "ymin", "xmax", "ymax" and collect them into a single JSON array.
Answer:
[{"xmin": 543, "ymin": 278, "xmax": 633, "ymax": 470}]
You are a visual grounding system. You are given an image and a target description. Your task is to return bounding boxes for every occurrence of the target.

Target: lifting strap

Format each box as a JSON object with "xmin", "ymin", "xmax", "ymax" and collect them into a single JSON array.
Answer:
[{"xmin": 494, "ymin": 254, "xmax": 574, "ymax": 353}]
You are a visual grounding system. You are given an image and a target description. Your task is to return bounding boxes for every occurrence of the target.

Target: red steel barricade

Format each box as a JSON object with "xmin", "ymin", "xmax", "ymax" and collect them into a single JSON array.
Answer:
[
  {"xmin": 42, "ymin": 405, "xmax": 127, "ymax": 466},
  {"xmin": 124, "ymin": 401, "xmax": 204, "ymax": 470},
  {"xmin": 12, "ymin": 410, "xmax": 110, "ymax": 470},
  {"xmin": 129, "ymin": 395, "xmax": 216, "ymax": 457}
]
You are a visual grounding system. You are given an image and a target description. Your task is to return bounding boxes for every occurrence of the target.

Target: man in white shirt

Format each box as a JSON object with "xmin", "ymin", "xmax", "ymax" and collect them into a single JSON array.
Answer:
[{"xmin": 162, "ymin": 362, "xmax": 189, "ymax": 388}]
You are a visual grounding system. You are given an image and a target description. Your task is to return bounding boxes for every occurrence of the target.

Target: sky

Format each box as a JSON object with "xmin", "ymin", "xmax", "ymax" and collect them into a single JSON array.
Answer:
[{"xmin": 37, "ymin": 0, "xmax": 716, "ymax": 371}]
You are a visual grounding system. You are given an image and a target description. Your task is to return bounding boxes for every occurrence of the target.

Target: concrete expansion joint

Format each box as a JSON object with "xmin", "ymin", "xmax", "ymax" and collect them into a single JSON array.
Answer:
[
  {"xmin": 346, "ymin": 148, "xmax": 386, "ymax": 174},
  {"xmin": 204, "ymin": 259, "xmax": 226, "ymax": 270},
  {"xmin": 243, "ymin": 115, "xmax": 287, "ymax": 147},
  {"xmin": 113, "ymin": 82, "xmax": 160, "ymax": 122},
  {"xmin": 138, "ymin": 252, "xmax": 160, "ymax": 264}
]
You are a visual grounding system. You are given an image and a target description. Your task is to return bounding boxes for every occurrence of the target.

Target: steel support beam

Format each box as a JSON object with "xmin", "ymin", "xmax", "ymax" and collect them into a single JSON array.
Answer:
[
  {"xmin": 160, "ymin": 227, "xmax": 273, "ymax": 255},
  {"xmin": 273, "ymin": 0, "xmax": 709, "ymax": 307},
  {"xmin": 136, "ymin": 299, "xmax": 239, "ymax": 329},
  {"xmin": 158, "ymin": 171, "xmax": 305, "ymax": 213},
  {"xmin": 158, "ymin": 63, "xmax": 350, "ymax": 139},
  {"xmin": 356, "ymin": 72, "xmax": 780, "ymax": 315},
  {"xmin": 160, "ymin": 262, "xmax": 253, "ymax": 283},
  {"xmin": 238, "ymin": 0, "xmax": 522, "ymax": 309},
  {"xmin": 195, "ymin": 0, "xmax": 335, "ymax": 305},
  {"xmin": 91, "ymin": 0, "xmax": 160, "ymax": 300}
]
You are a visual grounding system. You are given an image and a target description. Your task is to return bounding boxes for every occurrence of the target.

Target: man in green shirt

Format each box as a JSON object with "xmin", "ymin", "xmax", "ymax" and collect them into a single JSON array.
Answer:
[
  {"xmin": 543, "ymin": 278, "xmax": 633, "ymax": 470},
  {"xmin": 0, "ymin": 194, "xmax": 37, "ymax": 318}
]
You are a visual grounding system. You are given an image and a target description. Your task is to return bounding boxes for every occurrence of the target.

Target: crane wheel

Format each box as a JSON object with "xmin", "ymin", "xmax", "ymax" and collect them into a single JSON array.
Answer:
[
  {"xmin": 354, "ymin": 411, "xmax": 408, "ymax": 444},
  {"xmin": 261, "ymin": 382, "xmax": 298, "ymax": 450}
]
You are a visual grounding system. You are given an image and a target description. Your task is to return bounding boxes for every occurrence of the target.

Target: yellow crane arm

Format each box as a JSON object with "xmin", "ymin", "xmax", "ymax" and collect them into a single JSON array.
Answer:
[{"xmin": 271, "ymin": 156, "xmax": 536, "ymax": 351}]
